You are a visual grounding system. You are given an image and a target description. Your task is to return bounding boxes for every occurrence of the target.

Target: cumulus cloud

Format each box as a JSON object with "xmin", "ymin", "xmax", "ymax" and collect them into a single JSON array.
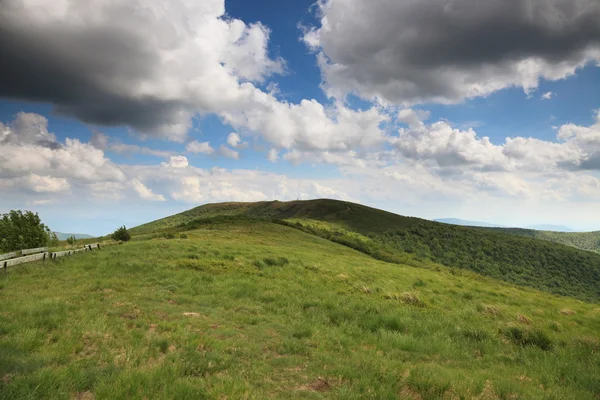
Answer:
[
  {"xmin": 131, "ymin": 178, "xmax": 166, "ymax": 201},
  {"xmin": 306, "ymin": 0, "xmax": 600, "ymax": 104},
  {"xmin": 226, "ymin": 132, "xmax": 245, "ymax": 148},
  {"xmin": 223, "ymin": 100, "xmax": 388, "ymax": 152},
  {"xmin": 186, "ymin": 140, "xmax": 215, "ymax": 155},
  {"xmin": 0, "ymin": 113, "xmax": 126, "ymax": 189},
  {"xmin": 388, "ymin": 109, "xmax": 600, "ymax": 173},
  {"xmin": 541, "ymin": 92, "xmax": 555, "ymax": 100},
  {"xmin": 25, "ymin": 174, "xmax": 70, "ymax": 193},
  {"xmin": 161, "ymin": 155, "xmax": 189, "ymax": 169},
  {"xmin": 0, "ymin": 112, "xmax": 59, "ymax": 148},
  {"xmin": 0, "ymin": 0, "xmax": 283, "ymax": 142},
  {"xmin": 219, "ymin": 146, "xmax": 240, "ymax": 160}
]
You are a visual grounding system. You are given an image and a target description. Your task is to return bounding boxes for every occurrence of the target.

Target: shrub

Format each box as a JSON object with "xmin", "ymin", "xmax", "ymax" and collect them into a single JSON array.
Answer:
[
  {"xmin": 401, "ymin": 292, "xmax": 426, "ymax": 308},
  {"xmin": 413, "ymin": 278, "xmax": 427, "ymax": 288},
  {"xmin": 111, "ymin": 225, "xmax": 131, "ymax": 242},
  {"xmin": 66, "ymin": 235, "xmax": 76, "ymax": 245},
  {"xmin": 500, "ymin": 325, "xmax": 554, "ymax": 351},
  {"xmin": 263, "ymin": 256, "xmax": 289, "ymax": 267}
]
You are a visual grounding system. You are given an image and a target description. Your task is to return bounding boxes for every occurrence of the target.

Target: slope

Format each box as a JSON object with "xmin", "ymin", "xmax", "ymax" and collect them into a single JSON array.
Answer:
[
  {"xmin": 484, "ymin": 227, "xmax": 600, "ymax": 253},
  {"xmin": 132, "ymin": 199, "xmax": 600, "ymax": 302},
  {"xmin": 131, "ymin": 199, "xmax": 424, "ymax": 235},
  {"xmin": 1, "ymin": 220, "xmax": 599, "ymax": 399}
]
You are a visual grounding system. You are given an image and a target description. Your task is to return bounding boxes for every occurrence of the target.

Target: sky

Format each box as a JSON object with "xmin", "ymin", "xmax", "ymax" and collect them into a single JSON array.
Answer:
[{"xmin": 1, "ymin": 0, "xmax": 600, "ymax": 235}]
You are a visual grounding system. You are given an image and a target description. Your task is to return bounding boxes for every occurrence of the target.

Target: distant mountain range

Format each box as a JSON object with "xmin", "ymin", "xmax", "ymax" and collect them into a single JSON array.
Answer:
[
  {"xmin": 53, "ymin": 232, "xmax": 94, "ymax": 240},
  {"xmin": 434, "ymin": 218, "xmax": 574, "ymax": 232}
]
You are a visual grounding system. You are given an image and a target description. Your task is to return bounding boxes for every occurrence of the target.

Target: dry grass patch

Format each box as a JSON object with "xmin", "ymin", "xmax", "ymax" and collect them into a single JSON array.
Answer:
[{"xmin": 517, "ymin": 314, "xmax": 532, "ymax": 325}]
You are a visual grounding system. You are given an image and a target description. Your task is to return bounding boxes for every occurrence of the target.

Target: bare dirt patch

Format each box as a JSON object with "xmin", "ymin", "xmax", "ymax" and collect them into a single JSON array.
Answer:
[
  {"xmin": 73, "ymin": 391, "xmax": 95, "ymax": 400},
  {"xmin": 183, "ymin": 312, "xmax": 205, "ymax": 318},
  {"xmin": 305, "ymin": 378, "xmax": 331, "ymax": 392},
  {"xmin": 560, "ymin": 308, "xmax": 576, "ymax": 315},
  {"xmin": 398, "ymin": 386, "xmax": 423, "ymax": 400}
]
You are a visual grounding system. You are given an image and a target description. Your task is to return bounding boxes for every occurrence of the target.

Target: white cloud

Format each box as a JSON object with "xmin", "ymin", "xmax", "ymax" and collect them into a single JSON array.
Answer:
[
  {"xmin": 219, "ymin": 146, "xmax": 240, "ymax": 159},
  {"xmin": 0, "ymin": 113, "xmax": 126, "ymax": 190},
  {"xmin": 0, "ymin": 112, "xmax": 57, "ymax": 147},
  {"xmin": 186, "ymin": 141, "xmax": 215, "ymax": 155},
  {"xmin": 227, "ymin": 132, "xmax": 243, "ymax": 148},
  {"xmin": 541, "ymin": 92, "xmax": 555, "ymax": 100},
  {"xmin": 131, "ymin": 178, "xmax": 166, "ymax": 202},
  {"xmin": 161, "ymin": 155, "xmax": 189, "ymax": 169},
  {"xmin": 267, "ymin": 148, "xmax": 279, "ymax": 163},
  {"xmin": 387, "ymin": 110, "xmax": 593, "ymax": 173},
  {"xmin": 25, "ymin": 174, "xmax": 70, "ymax": 193}
]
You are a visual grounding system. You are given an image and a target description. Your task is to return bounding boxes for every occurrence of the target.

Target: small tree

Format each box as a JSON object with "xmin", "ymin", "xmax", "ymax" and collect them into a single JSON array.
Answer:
[
  {"xmin": 0, "ymin": 210, "xmax": 53, "ymax": 252},
  {"xmin": 48, "ymin": 232, "xmax": 60, "ymax": 247},
  {"xmin": 66, "ymin": 235, "xmax": 76, "ymax": 245},
  {"xmin": 111, "ymin": 225, "xmax": 131, "ymax": 242}
]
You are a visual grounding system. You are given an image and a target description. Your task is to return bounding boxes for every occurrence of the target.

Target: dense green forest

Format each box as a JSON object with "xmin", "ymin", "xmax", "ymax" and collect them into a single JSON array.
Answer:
[
  {"xmin": 132, "ymin": 199, "xmax": 600, "ymax": 303},
  {"xmin": 484, "ymin": 227, "xmax": 600, "ymax": 253}
]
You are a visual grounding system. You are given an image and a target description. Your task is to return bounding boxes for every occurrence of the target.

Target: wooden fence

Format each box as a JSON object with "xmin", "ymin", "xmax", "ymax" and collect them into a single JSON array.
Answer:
[{"xmin": 0, "ymin": 242, "xmax": 119, "ymax": 271}]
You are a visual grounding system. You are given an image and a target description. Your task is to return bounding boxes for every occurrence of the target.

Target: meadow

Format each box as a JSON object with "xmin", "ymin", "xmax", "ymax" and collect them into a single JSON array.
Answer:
[{"xmin": 1, "ymin": 219, "xmax": 599, "ymax": 399}]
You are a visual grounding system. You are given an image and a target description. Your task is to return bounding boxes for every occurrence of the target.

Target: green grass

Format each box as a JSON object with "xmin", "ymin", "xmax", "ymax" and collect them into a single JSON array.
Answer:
[{"xmin": 1, "ymin": 220, "xmax": 599, "ymax": 399}]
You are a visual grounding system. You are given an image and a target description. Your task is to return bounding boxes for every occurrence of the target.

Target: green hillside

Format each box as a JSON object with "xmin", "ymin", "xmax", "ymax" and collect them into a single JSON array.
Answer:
[
  {"xmin": 2, "ymin": 220, "xmax": 600, "ymax": 399},
  {"xmin": 131, "ymin": 199, "xmax": 422, "ymax": 235},
  {"xmin": 483, "ymin": 227, "xmax": 600, "ymax": 253},
  {"xmin": 132, "ymin": 199, "xmax": 600, "ymax": 303}
]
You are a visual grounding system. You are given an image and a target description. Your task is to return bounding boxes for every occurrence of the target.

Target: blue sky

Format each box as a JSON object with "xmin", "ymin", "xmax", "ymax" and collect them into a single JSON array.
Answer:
[{"xmin": 1, "ymin": 0, "xmax": 600, "ymax": 235}]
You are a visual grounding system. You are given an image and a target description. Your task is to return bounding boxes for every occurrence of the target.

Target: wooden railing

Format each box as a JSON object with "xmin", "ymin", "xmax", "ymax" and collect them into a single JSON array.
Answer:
[{"xmin": 0, "ymin": 242, "xmax": 120, "ymax": 271}]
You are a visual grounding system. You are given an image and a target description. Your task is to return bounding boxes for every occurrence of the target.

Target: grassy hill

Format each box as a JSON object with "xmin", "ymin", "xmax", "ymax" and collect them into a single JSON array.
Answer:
[
  {"xmin": 1, "ymin": 220, "xmax": 599, "ymax": 399},
  {"xmin": 132, "ymin": 199, "xmax": 600, "ymax": 303},
  {"xmin": 131, "ymin": 199, "xmax": 423, "ymax": 235}
]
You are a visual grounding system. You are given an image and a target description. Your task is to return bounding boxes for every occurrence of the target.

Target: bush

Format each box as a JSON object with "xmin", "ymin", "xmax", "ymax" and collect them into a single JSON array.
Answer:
[
  {"xmin": 66, "ymin": 235, "xmax": 76, "ymax": 245},
  {"xmin": 111, "ymin": 226, "xmax": 131, "ymax": 242},
  {"xmin": 500, "ymin": 325, "xmax": 554, "ymax": 351}
]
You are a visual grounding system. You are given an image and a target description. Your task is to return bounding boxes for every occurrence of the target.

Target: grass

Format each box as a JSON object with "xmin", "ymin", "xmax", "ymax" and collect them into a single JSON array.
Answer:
[{"xmin": 1, "ymin": 220, "xmax": 599, "ymax": 399}]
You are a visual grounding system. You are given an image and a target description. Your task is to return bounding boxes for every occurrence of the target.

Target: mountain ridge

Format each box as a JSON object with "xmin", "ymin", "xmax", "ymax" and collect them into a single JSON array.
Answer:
[{"xmin": 53, "ymin": 232, "xmax": 94, "ymax": 240}]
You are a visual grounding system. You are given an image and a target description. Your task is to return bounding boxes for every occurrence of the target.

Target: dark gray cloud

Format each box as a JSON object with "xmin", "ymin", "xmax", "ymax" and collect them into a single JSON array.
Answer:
[
  {"xmin": 307, "ymin": 0, "xmax": 600, "ymax": 104},
  {"xmin": 0, "ymin": 8, "xmax": 190, "ymax": 139}
]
